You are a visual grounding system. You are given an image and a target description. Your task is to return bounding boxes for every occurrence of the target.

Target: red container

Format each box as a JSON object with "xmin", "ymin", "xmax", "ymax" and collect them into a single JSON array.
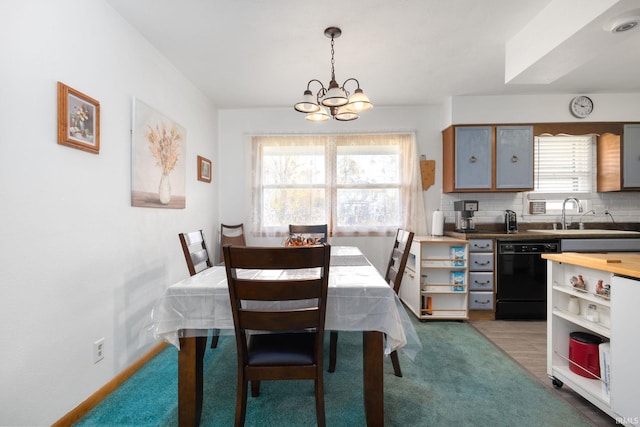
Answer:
[{"xmin": 569, "ymin": 332, "xmax": 603, "ymax": 379}]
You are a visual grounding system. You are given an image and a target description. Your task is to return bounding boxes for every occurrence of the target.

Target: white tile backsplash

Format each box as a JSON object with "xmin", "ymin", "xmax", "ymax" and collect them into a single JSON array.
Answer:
[{"xmin": 441, "ymin": 192, "xmax": 640, "ymax": 226}]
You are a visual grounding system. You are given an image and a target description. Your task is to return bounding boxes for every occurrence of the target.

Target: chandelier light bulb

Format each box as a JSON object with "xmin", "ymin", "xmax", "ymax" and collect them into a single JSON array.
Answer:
[
  {"xmin": 335, "ymin": 105, "xmax": 359, "ymax": 121},
  {"xmin": 305, "ymin": 106, "xmax": 331, "ymax": 122},
  {"xmin": 347, "ymin": 88, "xmax": 373, "ymax": 112}
]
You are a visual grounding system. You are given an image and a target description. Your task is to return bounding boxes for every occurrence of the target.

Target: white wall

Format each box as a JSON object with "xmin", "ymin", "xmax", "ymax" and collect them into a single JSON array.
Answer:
[
  {"xmin": 218, "ymin": 105, "xmax": 442, "ymax": 271},
  {"xmin": 450, "ymin": 93, "xmax": 640, "ymax": 125},
  {"xmin": 0, "ymin": 1, "xmax": 218, "ymax": 425}
]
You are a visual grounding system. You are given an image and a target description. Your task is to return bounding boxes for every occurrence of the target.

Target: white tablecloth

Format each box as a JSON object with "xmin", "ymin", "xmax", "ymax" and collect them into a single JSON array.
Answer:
[{"xmin": 147, "ymin": 246, "xmax": 421, "ymax": 358}]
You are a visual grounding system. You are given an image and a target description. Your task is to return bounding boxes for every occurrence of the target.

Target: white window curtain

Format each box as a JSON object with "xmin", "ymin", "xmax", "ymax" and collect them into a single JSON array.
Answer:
[{"xmin": 250, "ymin": 133, "xmax": 427, "ymax": 237}]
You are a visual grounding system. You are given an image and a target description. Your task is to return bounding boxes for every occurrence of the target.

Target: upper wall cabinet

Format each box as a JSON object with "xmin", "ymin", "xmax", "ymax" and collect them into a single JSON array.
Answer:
[
  {"xmin": 597, "ymin": 124, "xmax": 640, "ymax": 192},
  {"xmin": 452, "ymin": 126, "xmax": 492, "ymax": 190},
  {"xmin": 443, "ymin": 125, "xmax": 534, "ymax": 193},
  {"xmin": 495, "ymin": 126, "xmax": 534, "ymax": 189}
]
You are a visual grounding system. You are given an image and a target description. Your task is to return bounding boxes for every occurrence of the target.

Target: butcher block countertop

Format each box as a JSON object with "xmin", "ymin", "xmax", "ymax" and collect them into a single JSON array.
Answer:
[{"xmin": 542, "ymin": 252, "xmax": 640, "ymax": 279}]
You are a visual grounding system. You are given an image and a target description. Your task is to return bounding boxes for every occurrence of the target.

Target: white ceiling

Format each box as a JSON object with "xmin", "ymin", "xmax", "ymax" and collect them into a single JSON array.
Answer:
[{"xmin": 106, "ymin": 0, "xmax": 640, "ymax": 109}]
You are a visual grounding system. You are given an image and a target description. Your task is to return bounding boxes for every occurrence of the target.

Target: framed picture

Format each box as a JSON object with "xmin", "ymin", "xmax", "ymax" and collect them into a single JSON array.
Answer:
[
  {"xmin": 131, "ymin": 98, "xmax": 186, "ymax": 208},
  {"xmin": 57, "ymin": 82, "xmax": 100, "ymax": 154},
  {"xmin": 197, "ymin": 155, "xmax": 212, "ymax": 183}
]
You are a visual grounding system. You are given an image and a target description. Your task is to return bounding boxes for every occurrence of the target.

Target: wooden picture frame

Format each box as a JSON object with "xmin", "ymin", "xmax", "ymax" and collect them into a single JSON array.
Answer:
[
  {"xmin": 197, "ymin": 155, "xmax": 212, "ymax": 183},
  {"xmin": 57, "ymin": 82, "xmax": 100, "ymax": 154}
]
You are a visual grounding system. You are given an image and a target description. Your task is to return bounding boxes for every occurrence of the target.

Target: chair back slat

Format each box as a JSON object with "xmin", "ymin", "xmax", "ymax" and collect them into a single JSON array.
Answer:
[
  {"xmin": 239, "ymin": 309, "xmax": 320, "ymax": 331},
  {"xmin": 226, "ymin": 245, "xmax": 328, "ymax": 270},
  {"xmin": 179, "ymin": 230, "xmax": 213, "ymax": 276},
  {"xmin": 234, "ymin": 279, "xmax": 323, "ymax": 301}
]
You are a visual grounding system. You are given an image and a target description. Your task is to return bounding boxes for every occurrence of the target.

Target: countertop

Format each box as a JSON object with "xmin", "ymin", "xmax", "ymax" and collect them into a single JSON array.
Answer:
[
  {"xmin": 542, "ymin": 252, "xmax": 640, "ymax": 279},
  {"xmin": 444, "ymin": 223, "xmax": 640, "ymax": 240}
]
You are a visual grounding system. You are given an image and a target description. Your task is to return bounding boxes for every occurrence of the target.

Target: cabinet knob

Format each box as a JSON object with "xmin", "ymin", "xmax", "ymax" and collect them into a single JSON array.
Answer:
[
  {"xmin": 511, "ymin": 155, "xmax": 519, "ymax": 163},
  {"xmin": 469, "ymin": 156, "xmax": 477, "ymax": 163}
]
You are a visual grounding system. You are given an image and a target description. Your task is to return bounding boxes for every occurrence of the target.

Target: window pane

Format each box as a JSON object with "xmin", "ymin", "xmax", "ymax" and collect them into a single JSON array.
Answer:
[
  {"xmin": 336, "ymin": 153, "xmax": 400, "ymax": 184},
  {"xmin": 336, "ymin": 188, "xmax": 400, "ymax": 226},
  {"xmin": 263, "ymin": 145, "xmax": 325, "ymax": 185},
  {"xmin": 262, "ymin": 188, "xmax": 325, "ymax": 227}
]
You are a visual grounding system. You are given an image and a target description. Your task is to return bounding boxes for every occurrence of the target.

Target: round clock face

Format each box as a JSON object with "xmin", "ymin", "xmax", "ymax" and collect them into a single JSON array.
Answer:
[{"xmin": 570, "ymin": 96, "xmax": 594, "ymax": 118}]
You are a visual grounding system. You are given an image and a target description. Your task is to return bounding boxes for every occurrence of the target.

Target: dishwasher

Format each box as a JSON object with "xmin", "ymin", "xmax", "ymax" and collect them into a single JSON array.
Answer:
[{"xmin": 495, "ymin": 240, "xmax": 560, "ymax": 320}]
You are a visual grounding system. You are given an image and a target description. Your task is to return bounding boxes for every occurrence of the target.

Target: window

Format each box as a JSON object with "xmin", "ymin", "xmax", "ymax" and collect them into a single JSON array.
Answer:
[
  {"xmin": 251, "ymin": 133, "xmax": 418, "ymax": 236},
  {"xmin": 528, "ymin": 134, "xmax": 595, "ymax": 217},
  {"xmin": 534, "ymin": 135, "xmax": 594, "ymax": 193}
]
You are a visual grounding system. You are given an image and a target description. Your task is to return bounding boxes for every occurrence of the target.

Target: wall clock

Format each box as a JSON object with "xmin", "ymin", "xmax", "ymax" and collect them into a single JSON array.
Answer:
[{"xmin": 569, "ymin": 96, "xmax": 594, "ymax": 118}]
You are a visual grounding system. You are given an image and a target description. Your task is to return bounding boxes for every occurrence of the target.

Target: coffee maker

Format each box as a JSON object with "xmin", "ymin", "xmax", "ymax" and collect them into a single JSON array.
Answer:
[{"xmin": 454, "ymin": 200, "xmax": 478, "ymax": 232}]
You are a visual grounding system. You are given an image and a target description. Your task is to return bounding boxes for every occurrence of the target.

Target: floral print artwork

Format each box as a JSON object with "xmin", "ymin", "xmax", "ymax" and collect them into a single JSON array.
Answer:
[{"xmin": 131, "ymin": 99, "xmax": 186, "ymax": 208}]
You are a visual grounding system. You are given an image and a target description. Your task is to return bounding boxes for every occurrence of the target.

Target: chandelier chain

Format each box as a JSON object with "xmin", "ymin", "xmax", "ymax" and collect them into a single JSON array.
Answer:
[{"xmin": 330, "ymin": 36, "xmax": 336, "ymax": 81}]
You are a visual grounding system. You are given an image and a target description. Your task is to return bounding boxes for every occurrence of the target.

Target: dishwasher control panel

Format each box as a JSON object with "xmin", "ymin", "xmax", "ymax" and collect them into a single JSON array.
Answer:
[{"xmin": 499, "ymin": 241, "xmax": 559, "ymax": 254}]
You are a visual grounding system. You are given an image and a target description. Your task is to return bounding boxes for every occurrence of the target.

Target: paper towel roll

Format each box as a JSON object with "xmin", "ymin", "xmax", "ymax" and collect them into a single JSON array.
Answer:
[{"xmin": 432, "ymin": 210, "xmax": 444, "ymax": 236}]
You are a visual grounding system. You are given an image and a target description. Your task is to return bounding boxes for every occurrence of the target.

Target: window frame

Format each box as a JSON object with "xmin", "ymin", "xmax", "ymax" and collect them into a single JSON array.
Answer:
[{"xmin": 251, "ymin": 133, "xmax": 414, "ymax": 237}]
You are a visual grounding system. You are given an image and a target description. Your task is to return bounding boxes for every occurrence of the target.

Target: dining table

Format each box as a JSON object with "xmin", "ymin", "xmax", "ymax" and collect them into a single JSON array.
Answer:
[{"xmin": 148, "ymin": 246, "xmax": 419, "ymax": 426}]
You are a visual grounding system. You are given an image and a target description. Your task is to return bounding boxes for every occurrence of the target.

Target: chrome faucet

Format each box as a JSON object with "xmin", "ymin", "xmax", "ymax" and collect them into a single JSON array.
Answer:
[{"xmin": 561, "ymin": 197, "xmax": 584, "ymax": 230}]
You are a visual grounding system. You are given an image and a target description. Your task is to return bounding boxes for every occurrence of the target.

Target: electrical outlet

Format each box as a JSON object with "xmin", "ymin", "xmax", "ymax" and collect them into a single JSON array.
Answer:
[{"xmin": 93, "ymin": 338, "xmax": 105, "ymax": 364}]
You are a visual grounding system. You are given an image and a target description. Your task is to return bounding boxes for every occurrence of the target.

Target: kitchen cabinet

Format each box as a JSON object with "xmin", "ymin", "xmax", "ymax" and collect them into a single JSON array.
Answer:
[
  {"xmin": 452, "ymin": 126, "xmax": 492, "ymax": 190},
  {"xmin": 399, "ymin": 236, "xmax": 468, "ymax": 320},
  {"xmin": 442, "ymin": 125, "xmax": 534, "ymax": 192},
  {"xmin": 468, "ymin": 238, "xmax": 495, "ymax": 319},
  {"xmin": 597, "ymin": 124, "xmax": 640, "ymax": 191},
  {"xmin": 495, "ymin": 126, "xmax": 533, "ymax": 189},
  {"xmin": 623, "ymin": 124, "xmax": 640, "ymax": 188},
  {"xmin": 544, "ymin": 252, "xmax": 640, "ymax": 422}
]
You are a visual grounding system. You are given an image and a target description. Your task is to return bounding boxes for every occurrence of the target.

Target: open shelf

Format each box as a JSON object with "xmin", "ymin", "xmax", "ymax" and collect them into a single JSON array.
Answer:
[
  {"xmin": 399, "ymin": 236, "xmax": 469, "ymax": 321},
  {"xmin": 552, "ymin": 307, "xmax": 611, "ymax": 338}
]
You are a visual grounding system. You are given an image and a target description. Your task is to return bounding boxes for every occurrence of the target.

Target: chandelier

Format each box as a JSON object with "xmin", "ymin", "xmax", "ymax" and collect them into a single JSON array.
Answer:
[{"xmin": 294, "ymin": 27, "xmax": 373, "ymax": 122}]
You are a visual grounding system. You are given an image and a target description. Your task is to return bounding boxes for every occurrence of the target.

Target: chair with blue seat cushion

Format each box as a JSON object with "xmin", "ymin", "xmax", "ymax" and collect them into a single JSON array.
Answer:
[{"xmin": 223, "ymin": 244, "xmax": 331, "ymax": 427}]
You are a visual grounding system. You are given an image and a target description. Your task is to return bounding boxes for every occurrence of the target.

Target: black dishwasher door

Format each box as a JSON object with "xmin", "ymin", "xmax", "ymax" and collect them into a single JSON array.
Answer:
[{"xmin": 496, "ymin": 240, "xmax": 559, "ymax": 320}]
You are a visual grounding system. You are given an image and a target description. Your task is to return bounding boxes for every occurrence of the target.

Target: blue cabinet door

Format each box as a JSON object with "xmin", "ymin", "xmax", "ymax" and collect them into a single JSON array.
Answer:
[
  {"xmin": 623, "ymin": 124, "xmax": 640, "ymax": 188},
  {"xmin": 495, "ymin": 126, "xmax": 533, "ymax": 189},
  {"xmin": 454, "ymin": 127, "xmax": 492, "ymax": 189}
]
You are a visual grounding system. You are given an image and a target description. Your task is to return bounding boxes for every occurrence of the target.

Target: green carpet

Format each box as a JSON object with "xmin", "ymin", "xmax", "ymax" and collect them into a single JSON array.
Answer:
[{"xmin": 75, "ymin": 317, "xmax": 590, "ymax": 426}]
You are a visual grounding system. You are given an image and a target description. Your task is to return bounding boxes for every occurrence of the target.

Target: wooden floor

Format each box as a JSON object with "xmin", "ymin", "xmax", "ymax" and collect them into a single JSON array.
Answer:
[{"xmin": 469, "ymin": 320, "xmax": 616, "ymax": 427}]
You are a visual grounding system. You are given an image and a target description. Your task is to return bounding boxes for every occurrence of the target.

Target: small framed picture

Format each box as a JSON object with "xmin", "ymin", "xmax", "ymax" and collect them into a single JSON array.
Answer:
[
  {"xmin": 57, "ymin": 82, "xmax": 100, "ymax": 154},
  {"xmin": 197, "ymin": 155, "xmax": 212, "ymax": 183}
]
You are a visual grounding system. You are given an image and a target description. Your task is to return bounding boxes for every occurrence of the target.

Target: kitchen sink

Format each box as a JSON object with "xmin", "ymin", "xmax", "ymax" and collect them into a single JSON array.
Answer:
[{"xmin": 526, "ymin": 229, "xmax": 640, "ymax": 235}]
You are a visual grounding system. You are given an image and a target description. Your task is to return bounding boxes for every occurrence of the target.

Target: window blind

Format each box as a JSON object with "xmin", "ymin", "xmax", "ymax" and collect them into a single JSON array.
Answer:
[{"xmin": 534, "ymin": 135, "xmax": 593, "ymax": 193}]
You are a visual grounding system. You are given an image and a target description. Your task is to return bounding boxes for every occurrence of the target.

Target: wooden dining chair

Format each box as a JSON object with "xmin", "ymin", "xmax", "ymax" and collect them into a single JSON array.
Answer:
[
  {"xmin": 178, "ymin": 230, "xmax": 219, "ymax": 348},
  {"xmin": 219, "ymin": 223, "xmax": 247, "ymax": 263},
  {"xmin": 223, "ymin": 244, "xmax": 331, "ymax": 427},
  {"xmin": 328, "ymin": 228, "xmax": 414, "ymax": 377},
  {"xmin": 288, "ymin": 224, "xmax": 328, "ymax": 244}
]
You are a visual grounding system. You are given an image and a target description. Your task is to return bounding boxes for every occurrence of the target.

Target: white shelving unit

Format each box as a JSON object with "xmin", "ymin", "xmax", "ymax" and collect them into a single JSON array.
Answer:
[
  {"xmin": 546, "ymin": 258, "xmax": 640, "ymax": 422},
  {"xmin": 400, "ymin": 236, "xmax": 469, "ymax": 320}
]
